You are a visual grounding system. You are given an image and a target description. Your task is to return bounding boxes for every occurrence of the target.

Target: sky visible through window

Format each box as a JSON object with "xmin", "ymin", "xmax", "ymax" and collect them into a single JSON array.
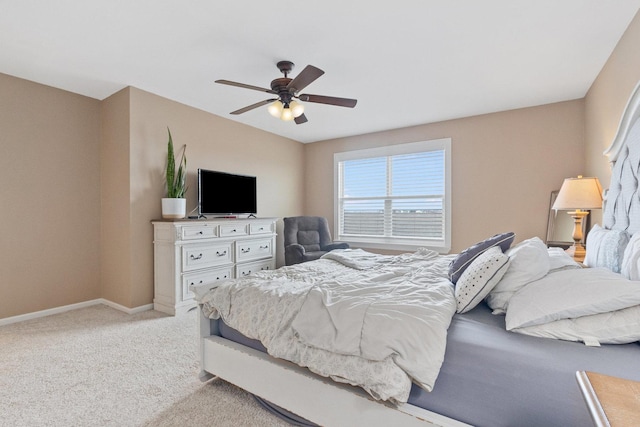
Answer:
[{"xmin": 342, "ymin": 151, "xmax": 444, "ymax": 211}]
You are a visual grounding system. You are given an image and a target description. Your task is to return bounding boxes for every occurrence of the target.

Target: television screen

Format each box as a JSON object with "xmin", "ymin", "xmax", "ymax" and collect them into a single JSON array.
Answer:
[{"xmin": 198, "ymin": 169, "xmax": 257, "ymax": 216}]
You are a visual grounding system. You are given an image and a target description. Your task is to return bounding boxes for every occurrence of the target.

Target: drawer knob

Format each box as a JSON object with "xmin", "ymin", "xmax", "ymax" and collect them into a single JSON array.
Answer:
[
  {"xmin": 190, "ymin": 253, "xmax": 203, "ymax": 260},
  {"xmin": 242, "ymin": 270, "xmax": 252, "ymax": 276},
  {"xmin": 241, "ymin": 248, "xmax": 251, "ymax": 253},
  {"xmin": 216, "ymin": 250, "xmax": 227, "ymax": 257},
  {"xmin": 198, "ymin": 231, "xmax": 203, "ymax": 235},
  {"xmin": 260, "ymin": 245, "xmax": 269, "ymax": 250}
]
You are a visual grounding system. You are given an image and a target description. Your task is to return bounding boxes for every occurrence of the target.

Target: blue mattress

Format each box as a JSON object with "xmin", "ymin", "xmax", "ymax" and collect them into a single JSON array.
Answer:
[{"xmin": 219, "ymin": 302, "xmax": 640, "ymax": 426}]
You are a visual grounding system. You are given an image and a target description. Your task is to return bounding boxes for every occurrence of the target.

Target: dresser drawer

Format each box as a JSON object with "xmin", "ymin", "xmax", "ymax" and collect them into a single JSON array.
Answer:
[
  {"xmin": 219, "ymin": 223, "xmax": 248, "ymax": 238},
  {"xmin": 236, "ymin": 238, "xmax": 274, "ymax": 262},
  {"xmin": 249, "ymin": 221, "xmax": 274, "ymax": 235},
  {"xmin": 152, "ymin": 217, "xmax": 277, "ymax": 316},
  {"xmin": 236, "ymin": 259, "xmax": 275, "ymax": 278},
  {"xmin": 180, "ymin": 224, "xmax": 218, "ymax": 240},
  {"xmin": 182, "ymin": 242, "xmax": 233, "ymax": 271},
  {"xmin": 182, "ymin": 266, "xmax": 234, "ymax": 300}
]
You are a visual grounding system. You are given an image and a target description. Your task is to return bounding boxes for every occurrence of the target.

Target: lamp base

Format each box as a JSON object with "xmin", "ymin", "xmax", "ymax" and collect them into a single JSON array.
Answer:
[
  {"xmin": 564, "ymin": 209, "xmax": 589, "ymax": 263},
  {"xmin": 565, "ymin": 242, "xmax": 586, "ymax": 263}
]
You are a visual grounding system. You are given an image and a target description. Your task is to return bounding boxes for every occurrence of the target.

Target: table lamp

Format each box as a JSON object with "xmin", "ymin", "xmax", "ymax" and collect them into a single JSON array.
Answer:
[{"xmin": 552, "ymin": 175, "xmax": 603, "ymax": 262}]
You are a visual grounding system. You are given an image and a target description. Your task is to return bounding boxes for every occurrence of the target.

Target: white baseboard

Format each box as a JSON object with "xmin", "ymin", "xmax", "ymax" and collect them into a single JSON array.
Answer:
[
  {"xmin": 0, "ymin": 299, "xmax": 154, "ymax": 326},
  {"xmin": 100, "ymin": 299, "xmax": 154, "ymax": 315}
]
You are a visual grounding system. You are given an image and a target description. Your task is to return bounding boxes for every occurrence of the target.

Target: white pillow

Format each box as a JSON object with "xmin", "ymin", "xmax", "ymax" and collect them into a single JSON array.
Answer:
[
  {"xmin": 485, "ymin": 237, "xmax": 550, "ymax": 313},
  {"xmin": 455, "ymin": 247, "xmax": 510, "ymax": 314},
  {"xmin": 584, "ymin": 224, "xmax": 630, "ymax": 273},
  {"xmin": 547, "ymin": 247, "xmax": 581, "ymax": 272},
  {"xmin": 621, "ymin": 233, "xmax": 640, "ymax": 280},
  {"xmin": 510, "ymin": 305, "xmax": 640, "ymax": 345},
  {"xmin": 506, "ymin": 267, "xmax": 640, "ymax": 330}
]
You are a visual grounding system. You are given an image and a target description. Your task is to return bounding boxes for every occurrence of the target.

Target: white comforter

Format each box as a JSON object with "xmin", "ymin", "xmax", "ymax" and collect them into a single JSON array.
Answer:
[{"xmin": 194, "ymin": 248, "xmax": 456, "ymax": 403}]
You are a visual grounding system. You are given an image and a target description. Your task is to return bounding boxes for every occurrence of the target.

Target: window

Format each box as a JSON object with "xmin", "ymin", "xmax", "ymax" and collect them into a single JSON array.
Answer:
[{"xmin": 334, "ymin": 138, "xmax": 451, "ymax": 252}]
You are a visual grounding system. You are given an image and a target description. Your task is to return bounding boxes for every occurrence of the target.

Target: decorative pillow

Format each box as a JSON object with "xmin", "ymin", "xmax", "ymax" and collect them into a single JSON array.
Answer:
[
  {"xmin": 298, "ymin": 230, "xmax": 321, "ymax": 252},
  {"xmin": 455, "ymin": 246, "xmax": 510, "ymax": 314},
  {"xmin": 485, "ymin": 236, "xmax": 550, "ymax": 314},
  {"xmin": 584, "ymin": 224, "xmax": 630, "ymax": 273},
  {"xmin": 448, "ymin": 232, "xmax": 515, "ymax": 284},
  {"xmin": 621, "ymin": 233, "xmax": 640, "ymax": 280}
]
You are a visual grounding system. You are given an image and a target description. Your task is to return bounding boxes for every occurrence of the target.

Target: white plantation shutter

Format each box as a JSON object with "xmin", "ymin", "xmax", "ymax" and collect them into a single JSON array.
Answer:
[{"xmin": 334, "ymin": 139, "xmax": 451, "ymax": 252}]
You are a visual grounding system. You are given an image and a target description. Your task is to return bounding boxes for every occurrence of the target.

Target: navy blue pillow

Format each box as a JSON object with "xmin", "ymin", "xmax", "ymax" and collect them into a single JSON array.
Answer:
[{"xmin": 448, "ymin": 232, "xmax": 515, "ymax": 285}]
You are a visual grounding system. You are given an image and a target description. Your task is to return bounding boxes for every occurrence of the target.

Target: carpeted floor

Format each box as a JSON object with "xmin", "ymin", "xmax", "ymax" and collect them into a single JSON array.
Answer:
[{"xmin": 0, "ymin": 305, "xmax": 291, "ymax": 427}]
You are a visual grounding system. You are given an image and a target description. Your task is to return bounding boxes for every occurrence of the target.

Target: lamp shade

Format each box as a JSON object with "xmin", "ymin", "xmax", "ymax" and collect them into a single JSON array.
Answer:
[
  {"xmin": 268, "ymin": 101, "xmax": 283, "ymax": 118},
  {"xmin": 552, "ymin": 176, "xmax": 603, "ymax": 210},
  {"xmin": 289, "ymin": 100, "xmax": 304, "ymax": 118},
  {"xmin": 280, "ymin": 107, "xmax": 294, "ymax": 121},
  {"xmin": 267, "ymin": 99, "xmax": 304, "ymax": 121}
]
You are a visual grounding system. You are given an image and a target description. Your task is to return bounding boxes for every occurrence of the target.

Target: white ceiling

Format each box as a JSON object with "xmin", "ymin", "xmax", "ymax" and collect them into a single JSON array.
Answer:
[{"xmin": 2, "ymin": 1, "xmax": 640, "ymax": 143}]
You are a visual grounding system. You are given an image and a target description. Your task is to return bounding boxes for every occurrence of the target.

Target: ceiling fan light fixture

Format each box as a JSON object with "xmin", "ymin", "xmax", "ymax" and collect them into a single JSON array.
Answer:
[
  {"xmin": 280, "ymin": 105, "xmax": 295, "ymax": 121},
  {"xmin": 289, "ymin": 100, "xmax": 304, "ymax": 118},
  {"xmin": 267, "ymin": 100, "xmax": 283, "ymax": 117}
]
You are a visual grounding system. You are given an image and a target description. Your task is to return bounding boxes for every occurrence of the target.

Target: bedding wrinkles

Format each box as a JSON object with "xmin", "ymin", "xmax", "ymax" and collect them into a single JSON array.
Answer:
[
  {"xmin": 292, "ymin": 250, "xmax": 455, "ymax": 392},
  {"xmin": 195, "ymin": 248, "xmax": 456, "ymax": 403}
]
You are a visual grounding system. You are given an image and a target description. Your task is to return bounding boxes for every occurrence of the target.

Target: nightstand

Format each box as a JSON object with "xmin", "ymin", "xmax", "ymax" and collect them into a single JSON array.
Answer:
[{"xmin": 576, "ymin": 371, "xmax": 640, "ymax": 426}]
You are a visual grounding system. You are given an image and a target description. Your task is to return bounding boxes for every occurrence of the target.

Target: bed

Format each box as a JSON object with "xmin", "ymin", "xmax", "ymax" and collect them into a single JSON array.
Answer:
[{"xmin": 192, "ymin": 81, "xmax": 640, "ymax": 427}]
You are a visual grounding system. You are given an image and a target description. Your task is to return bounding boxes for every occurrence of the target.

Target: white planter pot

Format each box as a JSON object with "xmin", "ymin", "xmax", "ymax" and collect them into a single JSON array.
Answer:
[{"xmin": 162, "ymin": 198, "xmax": 186, "ymax": 219}]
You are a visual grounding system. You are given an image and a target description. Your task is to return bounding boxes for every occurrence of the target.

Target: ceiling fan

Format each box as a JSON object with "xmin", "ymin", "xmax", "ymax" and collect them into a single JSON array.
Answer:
[{"xmin": 215, "ymin": 60, "xmax": 357, "ymax": 124}]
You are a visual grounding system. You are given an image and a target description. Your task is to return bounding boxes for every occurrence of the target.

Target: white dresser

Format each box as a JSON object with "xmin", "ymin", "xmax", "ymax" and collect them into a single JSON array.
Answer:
[{"xmin": 152, "ymin": 217, "xmax": 277, "ymax": 315}]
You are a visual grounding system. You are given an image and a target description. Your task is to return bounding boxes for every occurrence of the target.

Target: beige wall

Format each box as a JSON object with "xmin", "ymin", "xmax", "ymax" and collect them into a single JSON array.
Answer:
[
  {"xmin": 1, "ymin": 76, "xmax": 303, "ymax": 319},
  {"xmin": 585, "ymin": 10, "xmax": 640, "ymax": 189},
  {"xmin": 305, "ymin": 100, "xmax": 585, "ymax": 253},
  {"xmin": 103, "ymin": 87, "xmax": 304, "ymax": 309},
  {"xmin": 0, "ymin": 73, "xmax": 101, "ymax": 318},
  {"xmin": 101, "ymin": 87, "xmax": 132, "ymax": 307}
]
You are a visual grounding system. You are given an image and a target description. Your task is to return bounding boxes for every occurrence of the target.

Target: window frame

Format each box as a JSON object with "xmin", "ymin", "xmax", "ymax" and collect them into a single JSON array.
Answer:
[{"xmin": 333, "ymin": 138, "xmax": 451, "ymax": 253}]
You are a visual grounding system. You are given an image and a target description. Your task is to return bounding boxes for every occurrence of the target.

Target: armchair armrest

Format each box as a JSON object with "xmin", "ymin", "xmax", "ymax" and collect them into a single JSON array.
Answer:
[
  {"xmin": 285, "ymin": 243, "xmax": 306, "ymax": 266},
  {"xmin": 322, "ymin": 242, "xmax": 350, "ymax": 251}
]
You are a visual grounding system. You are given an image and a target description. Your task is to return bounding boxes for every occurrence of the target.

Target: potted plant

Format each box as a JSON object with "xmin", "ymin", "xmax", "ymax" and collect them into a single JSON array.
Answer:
[{"xmin": 161, "ymin": 128, "xmax": 187, "ymax": 219}]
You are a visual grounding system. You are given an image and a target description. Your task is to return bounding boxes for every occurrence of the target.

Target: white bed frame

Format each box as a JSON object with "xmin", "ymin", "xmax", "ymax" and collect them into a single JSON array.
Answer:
[
  {"xmin": 197, "ymin": 307, "xmax": 469, "ymax": 427},
  {"xmin": 196, "ymin": 81, "xmax": 640, "ymax": 427}
]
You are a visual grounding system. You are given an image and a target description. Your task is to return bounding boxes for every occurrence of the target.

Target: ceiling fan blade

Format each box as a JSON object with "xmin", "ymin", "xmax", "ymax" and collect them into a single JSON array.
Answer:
[
  {"xmin": 287, "ymin": 65, "xmax": 324, "ymax": 93},
  {"xmin": 294, "ymin": 113, "xmax": 308, "ymax": 125},
  {"xmin": 298, "ymin": 94, "xmax": 357, "ymax": 108},
  {"xmin": 230, "ymin": 98, "xmax": 277, "ymax": 115},
  {"xmin": 216, "ymin": 79, "xmax": 276, "ymax": 94}
]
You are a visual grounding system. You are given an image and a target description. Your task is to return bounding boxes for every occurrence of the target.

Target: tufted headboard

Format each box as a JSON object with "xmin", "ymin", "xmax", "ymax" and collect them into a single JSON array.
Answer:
[{"xmin": 602, "ymin": 81, "xmax": 640, "ymax": 235}]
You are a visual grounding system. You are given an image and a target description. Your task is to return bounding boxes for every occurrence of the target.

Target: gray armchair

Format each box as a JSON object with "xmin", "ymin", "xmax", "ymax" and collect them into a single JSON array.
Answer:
[{"xmin": 284, "ymin": 216, "xmax": 350, "ymax": 266}]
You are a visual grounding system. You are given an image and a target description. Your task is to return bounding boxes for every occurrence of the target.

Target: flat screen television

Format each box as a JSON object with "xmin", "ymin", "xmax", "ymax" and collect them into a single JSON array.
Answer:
[{"xmin": 198, "ymin": 169, "xmax": 257, "ymax": 216}]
